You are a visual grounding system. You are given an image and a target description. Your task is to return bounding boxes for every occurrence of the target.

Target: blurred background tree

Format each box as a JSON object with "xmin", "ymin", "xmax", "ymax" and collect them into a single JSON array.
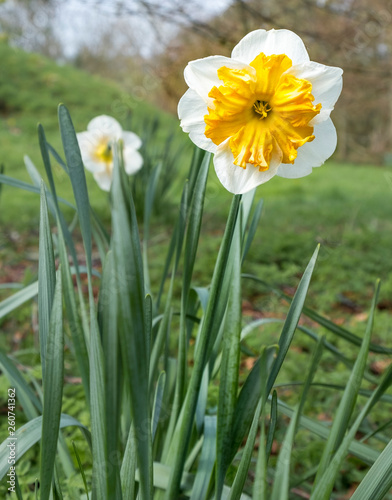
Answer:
[{"xmin": 0, "ymin": 0, "xmax": 391, "ymax": 164}]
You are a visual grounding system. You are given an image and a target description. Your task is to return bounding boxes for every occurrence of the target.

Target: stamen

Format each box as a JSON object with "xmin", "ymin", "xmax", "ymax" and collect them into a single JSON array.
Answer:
[{"xmin": 253, "ymin": 100, "xmax": 272, "ymax": 119}]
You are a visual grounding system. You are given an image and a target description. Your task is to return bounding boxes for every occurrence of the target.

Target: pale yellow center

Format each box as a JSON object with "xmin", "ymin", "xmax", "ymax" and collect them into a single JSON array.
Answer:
[
  {"xmin": 94, "ymin": 140, "xmax": 113, "ymax": 164},
  {"xmin": 204, "ymin": 53, "xmax": 322, "ymax": 171}
]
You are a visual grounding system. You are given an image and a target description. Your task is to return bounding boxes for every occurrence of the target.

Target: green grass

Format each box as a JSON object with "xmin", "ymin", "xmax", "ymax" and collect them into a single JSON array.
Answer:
[{"xmin": 191, "ymin": 161, "xmax": 392, "ymax": 315}]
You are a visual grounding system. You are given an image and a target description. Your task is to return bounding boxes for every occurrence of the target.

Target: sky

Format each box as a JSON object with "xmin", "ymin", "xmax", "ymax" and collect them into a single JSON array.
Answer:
[{"xmin": 0, "ymin": 0, "xmax": 233, "ymax": 59}]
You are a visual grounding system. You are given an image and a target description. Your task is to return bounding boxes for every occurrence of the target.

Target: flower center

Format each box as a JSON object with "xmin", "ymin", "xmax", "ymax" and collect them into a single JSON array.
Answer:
[
  {"xmin": 204, "ymin": 53, "xmax": 321, "ymax": 171},
  {"xmin": 253, "ymin": 100, "xmax": 271, "ymax": 119},
  {"xmin": 95, "ymin": 141, "xmax": 113, "ymax": 164}
]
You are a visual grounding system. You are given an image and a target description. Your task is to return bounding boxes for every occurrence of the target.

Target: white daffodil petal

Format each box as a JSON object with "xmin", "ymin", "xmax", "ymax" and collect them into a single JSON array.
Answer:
[
  {"xmin": 178, "ymin": 88, "xmax": 216, "ymax": 153},
  {"xmin": 93, "ymin": 170, "xmax": 112, "ymax": 192},
  {"xmin": 184, "ymin": 56, "xmax": 254, "ymax": 104},
  {"xmin": 77, "ymin": 130, "xmax": 98, "ymax": 156},
  {"xmin": 87, "ymin": 115, "xmax": 123, "ymax": 140},
  {"xmin": 213, "ymin": 139, "xmax": 282, "ymax": 194},
  {"xmin": 231, "ymin": 29, "xmax": 310, "ymax": 66},
  {"xmin": 277, "ymin": 118, "xmax": 337, "ymax": 179},
  {"xmin": 122, "ymin": 131, "xmax": 142, "ymax": 150},
  {"xmin": 287, "ymin": 62, "xmax": 343, "ymax": 124},
  {"xmin": 82, "ymin": 158, "xmax": 107, "ymax": 174},
  {"xmin": 123, "ymin": 149, "xmax": 144, "ymax": 175}
]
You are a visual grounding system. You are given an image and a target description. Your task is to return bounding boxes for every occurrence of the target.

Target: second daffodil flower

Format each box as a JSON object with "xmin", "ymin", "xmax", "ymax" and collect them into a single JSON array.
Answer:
[
  {"xmin": 77, "ymin": 115, "xmax": 143, "ymax": 191},
  {"xmin": 178, "ymin": 29, "xmax": 343, "ymax": 194}
]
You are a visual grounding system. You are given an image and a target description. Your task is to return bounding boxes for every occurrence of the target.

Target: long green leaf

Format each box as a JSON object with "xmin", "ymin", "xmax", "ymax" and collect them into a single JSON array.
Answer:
[
  {"xmin": 228, "ymin": 400, "xmax": 262, "ymax": 500},
  {"xmin": 0, "ymin": 415, "xmax": 91, "ymax": 480},
  {"xmin": 0, "ymin": 174, "xmax": 74, "ymax": 209},
  {"xmin": 242, "ymin": 198, "xmax": 263, "ymax": 264},
  {"xmin": 39, "ymin": 124, "xmax": 84, "ymax": 286},
  {"xmin": 0, "ymin": 352, "xmax": 41, "ymax": 419},
  {"xmin": 90, "ymin": 306, "xmax": 108, "ymax": 499},
  {"xmin": 152, "ymin": 372, "xmax": 166, "ymax": 442},
  {"xmin": 310, "ymin": 282, "xmax": 389, "ymax": 500},
  {"xmin": 267, "ymin": 245, "xmax": 319, "ymax": 393},
  {"xmin": 252, "ymin": 349, "xmax": 270, "ymax": 500},
  {"xmin": 190, "ymin": 416, "xmax": 217, "ymax": 500},
  {"xmin": 58, "ymin": 104, "xmax": 92, "ymax": 274},
  {"xmin": 350, "ymin": 439, "xmax": 392, "ymax": 500},
  {"xmin": 182, "ymin": 152, "xmax": 210, "ymax": 300},
  {"xmin": 120, "ymin": 425, "xmax": 137, "ymax": 500},
  {"xmin": 243, "ymin": 275, "xmax": 392, "ymax": 355},
  {"xmin": 98, "ymin": 250, "xmax": 121, "ymax": 497},
  {"xmin": 277, "ymin": 399, "xmax": 380, "ymax": 465},
  {"xmin": 111, "ymin": 145, "xmax": 152, "ymax": 500},
  {"xmin": 40, "ymin": 272, "xmax": 64, "ymax": 500},
  {"xmin": 46, "ymin": 142, "xmax": 68, "ymax": 173},
  {"xmin": 230, "ymin": 346, "xmax": 276, "ymax": 463},
  {"xmin": 143, "ymin": 163, "xmax": 162, "ymax": 295},
  {"xmin": 216, "ymin": 216, "xmax": 242, "ymax": 499},
  {"xmin": 57, "ymin": 217, "xmax": 90, "ymax": 400},
  {"xmin": 310, "ymin": 365, "xmax": 392, "ymax": 500},
  {"xmin": 0, "ymin": 281, "xmax": 39, "ymax": 319},
  {"xmin": 312, "ymin": 280, "xmax": 381, "ymax": 491},
  {"xmin": 38, "ymin": 184, "xmax": 56, "ymax": 380},
  {"xmin": 270, "ymin": 338, "xmax": 324, "ymax": 500},
  {"xmin": 265, "ymin": 390, "xmax": 277, "ymax": 463},
  {"xmin": 72, "ymin": 442, "xmax": 90, "ymax": 500},
  {"xmin": 156, "ymin": 147, "xmax": 205, "ymax": 310}
]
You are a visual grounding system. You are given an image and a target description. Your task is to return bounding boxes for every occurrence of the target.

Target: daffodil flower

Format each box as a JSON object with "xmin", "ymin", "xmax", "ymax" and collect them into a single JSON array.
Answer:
[
  {"xmin": 178, "ymin": 29, "xmax": 343, "ymax": 194},
  {"xmin": 77, "ymin": 115, "xmax": 143, "ymax": 191}
]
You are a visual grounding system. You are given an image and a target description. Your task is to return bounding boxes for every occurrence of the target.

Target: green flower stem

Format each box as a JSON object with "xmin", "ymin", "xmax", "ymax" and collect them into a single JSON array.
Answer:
[{"xmin": 164, "ymin": 193, "xmax": 242, "ymax": 500}]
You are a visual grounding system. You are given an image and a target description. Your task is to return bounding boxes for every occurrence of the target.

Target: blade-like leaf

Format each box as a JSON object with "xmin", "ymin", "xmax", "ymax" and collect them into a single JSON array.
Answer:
[
  {"xmin": 0, "ymin": 281, "xmax": 38, "ymax": 319},
  {"xmin": 216, "ymin": 216, "xmax": 242, "ymax": 499},
  {"xmin": 38, "ymin": 183, "xmax": 56, "ymax": 380},
  {"xmin": 312, "ymin": 280, "xmax": 380, "ymax": 491},
  {"xmin": 152, "ymin": 372, "xmax": 166, "ymax": 442},
  {"xmin": 98, "ymin": 250, "xmax": 121, "ymax": 497},
  {"xmin": 90, "ymin": 309, "xmax": 108, "ymax": 499},
  {"xmin": 72, "ymin": 442, "xmax": 90, "ymax": 500},
  {"xmin": 111, "ymin": 145, "xmax": 152, "ymax": 500},
  {"xmin": 0, "ymin": 174, "xmax": 74, "ymax": 209},
  {"xmin": 277, "ymin": 399, "xmax": 380, "ymax": 465},
  {"xmin": 228, "ymin": 400, "xmax": 262, "ymax": 500},
  {"xmin": 242, "ymin": 198, "xmax": 263, "ymax": 264},
  {"xmin": 267, "ymin": 245, "xmax": 319, "ymax": 393},
  {"xmin": 58, "ymin": 104, "xmax": 92, "ymax": 274},
  {"xmin": 120, "ymin": 425, "xmax": 137, "ymax": 500},
  {"xmin": 143, "ymin": 163, "xmax": 162, "ymax": 295},
  {"xmin": 190, "ymin": 416, "xmax": 217, "ymax": 500},
  {"xmin": 57, "ymin": 217, "xmax": 90, "ymax": 400},
  {"xmin": 0, "ymin": 352, "xmax": 41, "ymax": 419},
  {"xmin": 0, "ymin": 415, "xmax": 91, "ymax": 480},
  {"xmin": 270, "ymin": 338, "xmax": 324, "ymax": 500},
  {"xmin": 252, "ymin": 349, "xmax": 270, "ymax": 500},
  {"xmin": 243, "ymin": 276, "xmax": 392, "ymax": 355},
  {"xmin": 350, "ymin": 439, "xmax": 392, "ymax": 500},
  {"xmin": 40, "ymin": 272, "xmax": 64, "ymax": 500},
  {"xmin": 230, "ymin": 347, "xmax": 277, "ymax": 463}
]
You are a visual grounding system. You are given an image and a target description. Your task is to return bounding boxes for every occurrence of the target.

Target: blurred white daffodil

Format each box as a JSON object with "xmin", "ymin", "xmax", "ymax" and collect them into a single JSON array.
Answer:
[
  {"xmin": 77, "ymin": 115, "xmax": 143, "ymax": 191},
  {"xmin": 178, "ymin": 29, "xmax": 343, "ymax": 194}
]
